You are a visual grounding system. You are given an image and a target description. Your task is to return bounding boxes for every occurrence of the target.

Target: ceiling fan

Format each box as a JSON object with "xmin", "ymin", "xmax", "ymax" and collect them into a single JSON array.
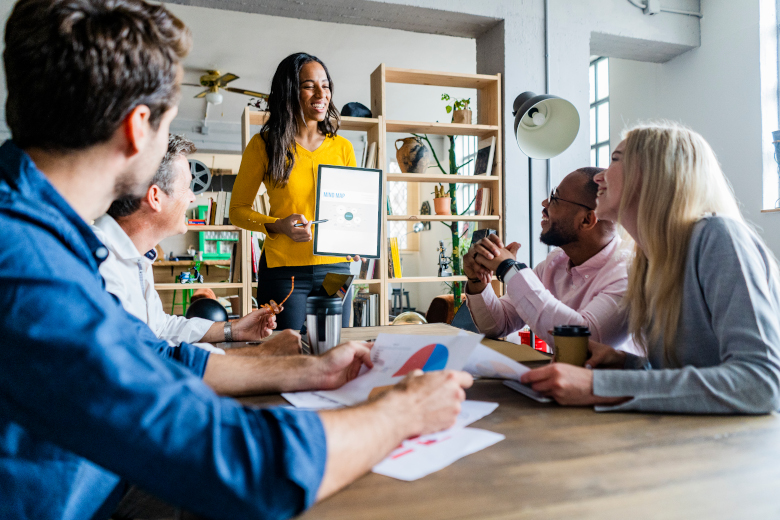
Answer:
[{"xmin": 183, "ymin": 70, "xmax": 268, "ymax": 105}]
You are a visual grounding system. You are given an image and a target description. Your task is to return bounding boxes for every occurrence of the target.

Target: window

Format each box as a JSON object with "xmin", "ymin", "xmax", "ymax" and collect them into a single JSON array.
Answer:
[
  {"xmin": 454, "ymin": 135, "xmax": 478, "ymax": 220},
  {"xmin": 589, "ymin": 57, "xmax": 610, "ymax": 167},
  {"xmin": 386, "ymin": 161, "xmax": 411, "ymax": 249}
]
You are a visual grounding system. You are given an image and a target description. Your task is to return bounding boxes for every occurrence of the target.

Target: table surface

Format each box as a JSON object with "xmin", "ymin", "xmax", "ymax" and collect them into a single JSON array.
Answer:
[{"xmin": 238, "ymin": 324, "xmax": 780, "ymax": 519}]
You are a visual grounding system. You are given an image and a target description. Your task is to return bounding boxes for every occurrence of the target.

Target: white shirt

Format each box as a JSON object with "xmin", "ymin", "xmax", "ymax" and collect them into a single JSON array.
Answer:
[{"xmin": 92, "ymin": 215, "xmax": 223, "ymax": 354}]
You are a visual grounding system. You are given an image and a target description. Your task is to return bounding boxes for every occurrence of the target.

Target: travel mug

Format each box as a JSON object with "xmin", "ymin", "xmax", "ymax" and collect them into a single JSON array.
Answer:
[
  {"xmin": 306, "ymin": 295, "xmax": 343, "ymax": 355},
  {"xmin": 551, "ymin": 325, "xmax": 591, "ymax": 366}
]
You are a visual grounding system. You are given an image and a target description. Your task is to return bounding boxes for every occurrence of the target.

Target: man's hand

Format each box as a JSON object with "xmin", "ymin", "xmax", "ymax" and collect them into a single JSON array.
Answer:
[
  {"xmin": 472, "ymin": 234, "xmax": 521, "ymax": 272},
  {"xmin": 586, "ymin": 340, "xmax": 627, "ymax": 369},
  {"xmin": 233, "ymin": 307, "xmax": 276, "ymax": 341},
  {"xmin": 463, "ymin": 245, "xmax": 491, "ymax": 290},
  {"xmin": 385, "ymin": 370, "xmax": 473, "ymax": 437},
  {"xmin": 256, "ymin": 329, "xmax": 303, "ymax": 356},
  {"xmin": 313, "ymin": 341, "xmax": 374, "ymax": 390},
  {"xmin": 520, "ymin": 363, "xmax": 629, "ymax": 406}
]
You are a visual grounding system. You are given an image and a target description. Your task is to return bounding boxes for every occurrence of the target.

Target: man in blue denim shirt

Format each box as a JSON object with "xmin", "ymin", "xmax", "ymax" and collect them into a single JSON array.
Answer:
[{"xmin": 0, "ymin": 1, "xmax": 473, "ymax": 519}]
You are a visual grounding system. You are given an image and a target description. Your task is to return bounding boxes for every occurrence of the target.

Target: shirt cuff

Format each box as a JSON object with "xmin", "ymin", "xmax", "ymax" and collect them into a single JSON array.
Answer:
[{"xmin": 172, "ymin": 342, "xmax": 211, "ymax": 378}]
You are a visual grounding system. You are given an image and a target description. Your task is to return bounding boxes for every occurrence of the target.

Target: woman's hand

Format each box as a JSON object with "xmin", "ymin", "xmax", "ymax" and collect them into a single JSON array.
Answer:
[
  {"xmin": 266, "ymin": 214, "xmax": 312, "ymax": 242},
  {"xmin": 586, "ymin": 340, "xmax": 627, "ymax": 369},
  {"xmin": 520, "ymin": 363, "xmax": 629, "ymax": 406},
  {"xmin": 346, "ymin": 255, "xmax": 361, "ymax": 263}
]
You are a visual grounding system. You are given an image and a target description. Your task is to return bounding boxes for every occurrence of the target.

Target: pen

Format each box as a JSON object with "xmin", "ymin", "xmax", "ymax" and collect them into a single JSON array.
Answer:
[{"xmin": 293, "ymin": 219, "xmax": 328, "ymax": 227}]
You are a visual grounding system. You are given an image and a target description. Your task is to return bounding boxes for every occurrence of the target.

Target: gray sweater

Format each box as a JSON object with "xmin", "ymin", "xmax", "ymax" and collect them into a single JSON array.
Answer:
[{"xmin": 593, "ymin": 216, "xmax": 780, "ymax": 414}]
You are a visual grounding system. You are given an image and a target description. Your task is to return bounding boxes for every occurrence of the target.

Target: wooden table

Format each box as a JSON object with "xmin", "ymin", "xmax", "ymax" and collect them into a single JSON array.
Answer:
[{"xmin": 239, "ymin": 324, "xmax": 780, "ymax": 519}]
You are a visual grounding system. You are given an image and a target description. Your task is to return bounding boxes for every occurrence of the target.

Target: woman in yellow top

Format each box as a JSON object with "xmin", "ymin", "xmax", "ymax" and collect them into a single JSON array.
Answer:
[{"xmin": 230, "ymin": 52, "xmax": 358, "ymax": 330}]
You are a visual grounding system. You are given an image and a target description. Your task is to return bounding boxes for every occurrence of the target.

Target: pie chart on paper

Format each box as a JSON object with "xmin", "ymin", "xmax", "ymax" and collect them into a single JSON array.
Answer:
[{"xmin": 393, "ymin": 344, "xmax": 449, "ymax": 377}]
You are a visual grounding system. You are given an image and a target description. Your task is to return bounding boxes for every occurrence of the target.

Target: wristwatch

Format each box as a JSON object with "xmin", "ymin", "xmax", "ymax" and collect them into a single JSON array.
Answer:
[
  {"xmin": 224, "ymin": 321, "xmax": 233, "ymax": 342},
  {"xmin": 496, "ymin": 259, "xmax": 528, "ymax": 283}
]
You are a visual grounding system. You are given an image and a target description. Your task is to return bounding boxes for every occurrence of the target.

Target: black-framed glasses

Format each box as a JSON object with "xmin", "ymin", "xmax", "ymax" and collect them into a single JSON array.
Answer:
[{"xmin": 548, "ymin": 187, "xmax": 595, "ymax": 211}]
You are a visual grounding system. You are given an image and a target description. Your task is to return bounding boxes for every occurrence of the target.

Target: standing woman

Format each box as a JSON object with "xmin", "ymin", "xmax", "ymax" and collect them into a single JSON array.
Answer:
[
  {"xmin": 230, "ymin": 53, "xmax": 357, "ymax": 330},
  {"xmin": 520, "ymin": 122, "xmax": 780, "ymax": 414}
]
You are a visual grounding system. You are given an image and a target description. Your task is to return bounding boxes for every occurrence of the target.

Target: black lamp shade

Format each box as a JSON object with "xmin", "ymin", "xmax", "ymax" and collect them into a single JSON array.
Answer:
[{"xmin": 513, "ymin": 91, "xmax": 580, "ymax": 159}]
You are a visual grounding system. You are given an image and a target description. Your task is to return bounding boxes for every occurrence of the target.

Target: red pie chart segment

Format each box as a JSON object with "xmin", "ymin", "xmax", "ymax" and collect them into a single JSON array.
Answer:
[{"xmin": 393, "ymin": 343, "xmax": 449, "ymax": 377}]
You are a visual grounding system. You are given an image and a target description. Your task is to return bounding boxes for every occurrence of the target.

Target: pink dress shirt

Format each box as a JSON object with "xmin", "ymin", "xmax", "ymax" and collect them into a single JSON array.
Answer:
[{"xmin": 466, "ymin": 236, "xmax": 639, "ymax": 354}]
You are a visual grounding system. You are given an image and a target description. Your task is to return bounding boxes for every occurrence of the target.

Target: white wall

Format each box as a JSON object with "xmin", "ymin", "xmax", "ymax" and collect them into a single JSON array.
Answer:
[
  {"xmin": 609, "ymin": 0, "xmax": 780, "ymax": 255},
  {"xmin": 164, "ymin": 3, "xmax": 477, "ymax": 150}
]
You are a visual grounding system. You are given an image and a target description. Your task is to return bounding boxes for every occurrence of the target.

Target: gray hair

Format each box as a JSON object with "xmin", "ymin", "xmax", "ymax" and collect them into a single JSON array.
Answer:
[{"xmin": 107, "ymin": 134, "xmax": 196, "ymax": 218}]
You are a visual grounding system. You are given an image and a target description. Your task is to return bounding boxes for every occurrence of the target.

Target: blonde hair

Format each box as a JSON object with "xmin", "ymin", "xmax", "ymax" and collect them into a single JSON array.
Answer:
[{"xmin": 619, "ymin": 122, "xmax": 743, "ymax": 363}]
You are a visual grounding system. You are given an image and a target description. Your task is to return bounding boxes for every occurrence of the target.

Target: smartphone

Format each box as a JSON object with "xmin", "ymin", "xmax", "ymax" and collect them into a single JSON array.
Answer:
[
  {"xmin": 503, "ymin": 380, "xmax": 553, "ymax": 403},
  {"xmin": 471, "ymin": 228, "xmax": 497, "ymax": 244}
]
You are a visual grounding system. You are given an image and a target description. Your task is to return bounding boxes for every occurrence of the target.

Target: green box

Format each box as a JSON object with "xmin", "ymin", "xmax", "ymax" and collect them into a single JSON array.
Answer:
[{"xmin": 197, "ymin": 205, "xmax": 238, "ymax": 259}]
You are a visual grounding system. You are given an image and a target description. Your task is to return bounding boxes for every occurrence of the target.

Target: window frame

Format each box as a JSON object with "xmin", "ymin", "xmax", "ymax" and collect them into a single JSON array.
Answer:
[{"xmin": 590, "ymin": 56, "xmax": 610, "ymax": 168}]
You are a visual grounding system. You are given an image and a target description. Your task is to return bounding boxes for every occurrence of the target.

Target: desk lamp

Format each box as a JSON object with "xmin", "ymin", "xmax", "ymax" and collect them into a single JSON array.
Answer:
[{"xmin": 512, "ymin": 92, "xmax": 579, "ymax": 266}]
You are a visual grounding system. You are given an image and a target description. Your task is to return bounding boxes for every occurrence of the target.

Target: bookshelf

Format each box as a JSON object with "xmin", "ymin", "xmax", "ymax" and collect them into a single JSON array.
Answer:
[
  {"xmin": 372, "ymin": 64, "xmax": 503, "ymax": 325},
  {"xmin": 154, "ymin": 224, "xmax": 253, "ymax": 317}
]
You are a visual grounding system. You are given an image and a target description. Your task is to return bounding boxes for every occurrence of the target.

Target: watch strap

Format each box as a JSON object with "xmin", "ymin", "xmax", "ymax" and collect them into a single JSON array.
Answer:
[{"xmin": 224, "ymin": 321, "xmax": 233, "ymax": 342}]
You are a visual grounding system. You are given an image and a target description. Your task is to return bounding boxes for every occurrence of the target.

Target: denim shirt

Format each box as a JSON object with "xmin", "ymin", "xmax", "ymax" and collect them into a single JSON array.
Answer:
[{"xmin": 0, "ymin": 141, "xmax": 326, "ymax": 520}]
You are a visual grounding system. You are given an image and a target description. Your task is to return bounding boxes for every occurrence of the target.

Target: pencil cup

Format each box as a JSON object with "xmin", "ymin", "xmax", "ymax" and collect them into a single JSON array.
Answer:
[{"xmin": 551, "ymin": 326, "xmax": 591, "ymax": 366}]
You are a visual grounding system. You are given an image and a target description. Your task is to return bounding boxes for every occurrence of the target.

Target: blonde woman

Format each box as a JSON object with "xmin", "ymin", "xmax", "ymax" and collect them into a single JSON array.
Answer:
[{"xmin": 521, "ymin": 122, "xmax": 780, "ymax": 414}]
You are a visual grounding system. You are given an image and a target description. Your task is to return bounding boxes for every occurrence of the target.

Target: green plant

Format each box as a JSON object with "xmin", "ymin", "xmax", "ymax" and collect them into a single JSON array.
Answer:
[
  {"xmin": 441, "ymin": 93, "xmax": 471, "ymax": 113},
  {"xmin": 433, "ymin": 184, "xmax": 448, "ymax": 198},
  {"xmin": 413, "ymin": 133, "xmax": 479, "ymax": 311}
]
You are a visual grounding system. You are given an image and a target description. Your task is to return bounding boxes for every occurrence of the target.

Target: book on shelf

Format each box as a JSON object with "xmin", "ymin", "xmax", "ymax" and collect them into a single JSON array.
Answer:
[
  {"xmin": 364, "ymin": 142, "xmax": 377, "ymax": 169},
  {"xmin": 210, "ymin": 198, "xmax": 218, "ymax": 225},
  {"xmin": 474, "ymin": 136, "xmax": 496, "ymax": 176},
  {"xmin": 228, "ymin": 242, "xmax": 237, "ymax": 282},
  {"xmin": 251, "ymin": 232, "xmax": 262, "ymax": 281},
  {"xmin": 204, "ymin": 197, "xmax": 213, "ymax": 225},
  {"xmin": 389, "ymin": 237, "xmax": 402, "ymax": 278},
  {"xmin": 360, "ymin": 141, "xmax": 368, "ymax": 169},
  {"xmin": 352, "ymin": 291, "xmax": 379, "ymax": 327},
  {"xmin": 358, "ymin": 258, "xmax": 376, "ymax": 280},
  {"xmin": 223, "ymin": 192, "xmax": 232, "ymax": 225},
  {"xmin": 478, "ymin": 188, "xmax": 492, "ymax": 216},
  {"xmin": 188, "ymin": 219, "xmax": 206, "ymax": 225},
  {"xmin": 474, "ymin": 188, "xmax": 484, "ymax": 215}
]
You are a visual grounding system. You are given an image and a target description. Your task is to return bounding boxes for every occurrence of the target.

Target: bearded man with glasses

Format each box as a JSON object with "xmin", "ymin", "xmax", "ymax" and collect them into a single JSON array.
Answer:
[{"xmin": 463, "ymin": 167, "xmax": 639, "ymax": 354}]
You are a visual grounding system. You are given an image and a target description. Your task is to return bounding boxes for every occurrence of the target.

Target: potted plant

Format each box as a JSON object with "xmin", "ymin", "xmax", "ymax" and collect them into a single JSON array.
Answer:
[
  {"xmin": 442, "ymin": 93, "xmax": 472, "ymax": 124},
  {"xmin": 433, "ymin": 184, "xmax": 451, "ymax": 215}
]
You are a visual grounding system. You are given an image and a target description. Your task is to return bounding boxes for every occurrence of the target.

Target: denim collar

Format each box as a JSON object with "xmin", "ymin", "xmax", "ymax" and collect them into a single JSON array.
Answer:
[{"xmin": 0, "ymin": 140, "xmax": 109, "ymax": 269}]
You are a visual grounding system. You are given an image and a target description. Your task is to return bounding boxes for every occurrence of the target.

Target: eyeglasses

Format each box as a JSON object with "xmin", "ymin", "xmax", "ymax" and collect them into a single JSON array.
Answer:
[{"xmin": 548, "ymin": 187, "xmax": 595, "ymax": 211}]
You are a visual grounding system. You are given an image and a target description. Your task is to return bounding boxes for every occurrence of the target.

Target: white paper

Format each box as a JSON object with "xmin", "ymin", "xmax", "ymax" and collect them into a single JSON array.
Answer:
[
  {"xmin": 464, "ymin": 343, "xmax": 532, "ymax": 381},
  {"xmin": 452, "ymin": 400, "xmax": 498, "ymax": 429},
  {"xmin": 315, "ymin": 332, "xmax": 482, "ymax": 406},
  {"xmin": 281, "ymin": 392, "xmax": 343, "ymax": 410},
  {"xmin": 373, "ymin": 427, "xmax": 504, "ymax": 481},
  {"xmin": 314, "ymin": 165, "xmax": 381, "ymax": 257}
]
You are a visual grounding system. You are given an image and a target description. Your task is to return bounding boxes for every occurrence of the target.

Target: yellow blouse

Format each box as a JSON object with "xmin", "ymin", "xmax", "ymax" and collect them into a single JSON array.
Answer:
[{"xmin": 230, "ymin": 133, "xmax": 357, "ymax": 268}]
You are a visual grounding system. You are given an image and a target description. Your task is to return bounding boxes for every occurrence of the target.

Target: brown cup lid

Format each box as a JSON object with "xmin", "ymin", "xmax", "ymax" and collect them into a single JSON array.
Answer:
[{"xmin": 552, "ymin": 325, "xmax": 591, "ymax": 337}]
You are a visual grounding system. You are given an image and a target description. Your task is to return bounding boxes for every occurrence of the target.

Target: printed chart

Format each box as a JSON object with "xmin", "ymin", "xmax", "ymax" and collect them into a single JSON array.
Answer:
[{"xmin": 393, "ymin": 343, "xmax": 449, "ymax": 376}]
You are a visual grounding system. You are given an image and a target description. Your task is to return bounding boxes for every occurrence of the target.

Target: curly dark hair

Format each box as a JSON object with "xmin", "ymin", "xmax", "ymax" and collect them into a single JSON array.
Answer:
[
  {"xmin": 261, "ymin": 53, "xmax": 340, "ymax": 188},
  {"xmin": 4, "ymin": 0, "xmax": 191, "ymax": 150}
]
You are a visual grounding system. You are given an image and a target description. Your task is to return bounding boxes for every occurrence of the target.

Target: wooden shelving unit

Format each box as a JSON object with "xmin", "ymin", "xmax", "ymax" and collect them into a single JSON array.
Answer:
[
  {"xmin": 154, "ymin": 223, "xmax": 252, "ymax": 316},
  {"xmin": 372, "ymin": 64, "xmax": 503, "ymax": 325}
]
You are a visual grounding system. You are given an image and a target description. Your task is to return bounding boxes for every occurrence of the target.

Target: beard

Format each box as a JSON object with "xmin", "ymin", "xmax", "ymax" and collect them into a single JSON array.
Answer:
[{"xmin": 540, "ymin": 221, "xmax": 577, "ymax": 247}]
